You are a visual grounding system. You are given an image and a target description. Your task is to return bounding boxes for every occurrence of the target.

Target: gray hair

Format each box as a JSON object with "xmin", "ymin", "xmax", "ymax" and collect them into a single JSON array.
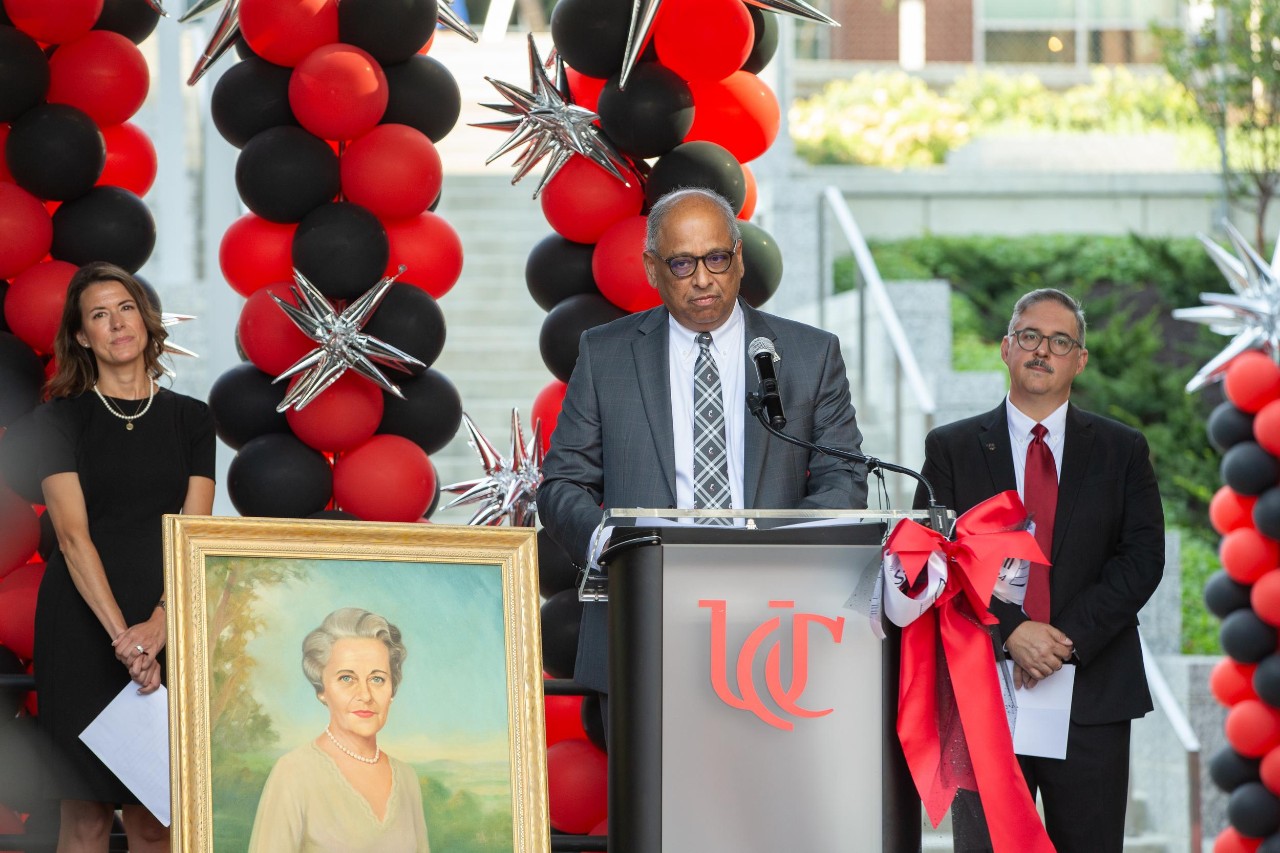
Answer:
[
  {"xmin": 644, "ymin": 187, "xmax": 742, "ymax": 255},
  {"xmin": 302, "ymin": 607, "xmax": 407, "ymax": 696},
  {"xmin": 1008, "ymin": 288, "xmax": 1086, "ymax": 346}
]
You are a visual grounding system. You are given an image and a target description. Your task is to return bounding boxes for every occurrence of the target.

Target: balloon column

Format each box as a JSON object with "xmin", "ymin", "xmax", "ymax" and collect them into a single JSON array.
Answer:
[
  {"xmin": 1177, "ymin": 225, "xmax": 1280, "ymax": 852},
  {"xmin": 199, "ymin": 0, "xmax": 469, "ymax": 522}
]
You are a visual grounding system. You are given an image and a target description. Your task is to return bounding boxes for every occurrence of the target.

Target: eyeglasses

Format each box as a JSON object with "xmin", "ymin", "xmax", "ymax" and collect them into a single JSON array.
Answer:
[
  {"xmin": 658, "ymin": 245, "xmax": 738, "ymax": 278},
  {"xmin": 1009, "ymin": 328, "xmax": 1082, "ymax": 357}
]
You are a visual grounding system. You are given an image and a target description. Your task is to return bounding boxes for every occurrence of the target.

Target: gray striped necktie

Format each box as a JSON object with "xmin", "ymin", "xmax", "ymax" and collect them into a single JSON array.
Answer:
[{"xmin": 693, "ymin": 332, "xmax": 732, "ymax": 524}]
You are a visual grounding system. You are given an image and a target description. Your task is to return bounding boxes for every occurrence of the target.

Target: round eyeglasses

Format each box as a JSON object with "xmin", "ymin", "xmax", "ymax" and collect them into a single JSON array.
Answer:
[
  {"xmin": 1009, "ymin": 328, "xmax": 1082, "ymax": 357},
  {"xmin": 659, "ymin": 246, "xmax": 738, "ymax": 278}
]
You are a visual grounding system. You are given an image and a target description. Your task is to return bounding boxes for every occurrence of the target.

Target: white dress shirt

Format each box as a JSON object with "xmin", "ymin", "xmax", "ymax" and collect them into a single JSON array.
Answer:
[{"xmin": 1006, "ymin": 396, "xmax": 1068, "ymax": 500}]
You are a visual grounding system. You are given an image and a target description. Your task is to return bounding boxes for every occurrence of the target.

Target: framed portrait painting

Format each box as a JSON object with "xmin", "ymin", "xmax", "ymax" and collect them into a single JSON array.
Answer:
[{"xmin": 163, "ymin": 516, "xmax": 548, "ymax": 853}]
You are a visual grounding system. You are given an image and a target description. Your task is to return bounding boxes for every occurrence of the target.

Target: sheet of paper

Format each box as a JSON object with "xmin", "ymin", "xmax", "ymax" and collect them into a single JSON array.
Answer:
[
  {"xmin": 1004, "ymin": 660, "xmax": 1075, "ymax": 760},
  {"xmin": 80, "ymin": 683, "xmax": 170, "ymax": 826}
]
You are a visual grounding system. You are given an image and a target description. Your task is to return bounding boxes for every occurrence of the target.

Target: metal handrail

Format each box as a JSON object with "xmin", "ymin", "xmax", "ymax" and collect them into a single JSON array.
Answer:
[{"xmin": 1140, "ymin": 633, "xmax": 1201, "ymax": 853}]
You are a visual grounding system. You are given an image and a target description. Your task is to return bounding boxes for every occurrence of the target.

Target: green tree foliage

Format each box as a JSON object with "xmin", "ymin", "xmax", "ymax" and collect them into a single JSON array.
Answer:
[{"xmin": 1159, "ymin": 0, "xmax": 1280, "ymax": 249}]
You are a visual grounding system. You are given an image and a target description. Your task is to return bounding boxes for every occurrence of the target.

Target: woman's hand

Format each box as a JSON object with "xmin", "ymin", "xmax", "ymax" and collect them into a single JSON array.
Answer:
[
  {"xmin": 132, "ymin": 657, "xmax": 163, "ymax": 694},
  {"xmin": 112, "ymin": 607, "xmax": 166, "ymax": 674}
]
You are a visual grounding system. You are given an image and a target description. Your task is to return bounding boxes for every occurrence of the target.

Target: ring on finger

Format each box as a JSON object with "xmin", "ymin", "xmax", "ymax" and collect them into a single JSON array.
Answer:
[{"xmin": 135, "ymin": 644, "xmax": 146, "ymax": 655}]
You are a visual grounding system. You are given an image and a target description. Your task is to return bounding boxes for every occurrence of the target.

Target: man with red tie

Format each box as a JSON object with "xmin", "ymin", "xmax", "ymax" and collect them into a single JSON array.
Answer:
[{"xmin": 914, "ymin": 288, "xmax": 1165, "ymax": 853}]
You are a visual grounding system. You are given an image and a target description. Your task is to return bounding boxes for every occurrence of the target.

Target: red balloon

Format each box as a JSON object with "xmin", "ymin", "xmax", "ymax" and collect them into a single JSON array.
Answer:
[
  {"xmin": 0, "ymin": 124, "xmax": 11, "ymax": 182},
  {"xmin": 1222, "ymin": 528, "xmax": 1280, "ymax": 584},
  {"xmin": 541, "ymin": 154, "xmax": 645, "ymax": 245},
  {"xmin": 1253, "ymin": 569, "xmax": 1280, "ymax": 627},
  {"xmin": 237, "ymin": 283, "xmax": 314, "ymax": 377},
  {"xmin": 1213, "ymin": 487, "xmax": 1260, "ymax": 536},
  {"xmin": 1256, "ymin": 399, "xmax": 1280, "ymax": 457},
  {"xmin": 1211, "ymin": 658, "xmax": 1258, "ymax": 706},
  {"xmin": 532, "ymin": 379, "xmax": 568, "ymax": 453},
  {"xmin": 341, "ymin": 124, "xmax": 442, "ymax": 220},
  {"xmin": 383, "ymin": 212, "xmax": 463, "ymax": 299},
  {"xmin": 98, "ymin": 122, "xmax": 156, "ymax": 197},
  {"xmin": 739, "ymin": 162, "xmax": 757, "ymax": 220},
  {"xmin": 219, "ymin": 214, "xmax": 297, "ymax": 298},
  {"xmin": 333, "ymin": 435, "xmax": 435, "ymax": 522},
  {"xmin": 0, "ymin": 182, "xmax": 53, "ymax": 279},
  {"xmin": 47, "ymin": 31, "xmax": 149, "ymax": 126},
  {"xmin": 592, "ymin": 215, "xmax": 659, "ymax": 313},
  {"xmin": 239, "ymin": 0, "xmax": 339, "ymax": 67},
  {"xmin": 1262, "ymin": 746, "xmax": 1280, "ymax": 796},
  {"xmin": 1226, "ymin": 699, "xmax": 1280, "ymax": 758},
  {"xmin": 685, "ymin": 72, "xmax": 780, "ymax": 165},
  {"xmin": 1214, "ymin": 827, "xmax": 1262, "ymax": 853},
  {"xmin": 547, "ymin": 738, "xmax": 608, "ymax": 834},
  {"xmin": 654, "ymin": 0, "xmax": 752, "ymax": 82},
  {"xmin": 289, "ymin": 44, "xmax": 388, "ymax": 141},
  {"xmin": 0, "ymin": 488, "xmax": 39, "ymax": 580},
  {"xmin": 545, "ymin": 693, "xmax": 587, "ymax": 747},
  {"xmin": 1226, "ymin": 352, "xmax": 1280, "ymax": 414},
  {"xmin": 0, "ymin": 561, "xmax": 44, "ymax": 660},
  {"xmin": 4, "ymin": 0, "xmax": 102, "ymax": 44},
  {"xmin": 565, "ymin": 67, "xmax": 606, "ymax": 112},
  {"xmin": 285, "ymin": 371, "xmax": 384, "ymax": 453},
  {"xmin": 5, "ymin": 260, "xmax": 77, "ymax": 354}
]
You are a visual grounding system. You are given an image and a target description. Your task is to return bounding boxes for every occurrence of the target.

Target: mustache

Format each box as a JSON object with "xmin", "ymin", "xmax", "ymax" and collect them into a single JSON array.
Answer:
[{"xmin": 1024, "ymin": 358, "xmax": 1054, "ymax": 373}]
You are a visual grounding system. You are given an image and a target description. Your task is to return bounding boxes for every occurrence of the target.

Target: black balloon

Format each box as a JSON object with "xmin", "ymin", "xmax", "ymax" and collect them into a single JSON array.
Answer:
[
  {"xmin": 292, "ymin": 202, "xmax": 389, "ymax": 300},
  {"xmin": 208, "ymin": 363, "xmax": 290, "ymax": 451},
  {"xmin": 540, "ymin": 588, "xmax": 585, "ymax": 679},
  {"xmin": 6, "ymin": 104, "xmax": 105, "ymax": 201},
  {"xmin": 339, "ymin": 0, "xmax": 438, "ymax": 65},
  {"xmin": 646, "ymin": 141, "xmax": 746, "ymax": 213},
  {"xmin": 1255, "ymin": 653, "xmax": 1280, "ymax": 708},
  {"xmin": 1210, "ymin": 746, "xmax": 1261, "ymax": 793},
  {"xmin": 540, "ymin": 294, "xmax": 627, "ymax": 383},
  {"xmin": 0, "ymin": 281, "xmax": 8, "ymax": 333},
  {"xmin": 309, "ymin": 509, "xmax": 358, "ymax": 520},
  {"xmin": 580, "ymin": 693, "xmax": 606, "ymax": 751},
  {"xmin": 227, "ymin": 434, "xmax": 333, "ymax": 518},
  {"xmin": 1210, "ymin": 401, "xmax": 1257, "ymax": 454},
  {"xmin": 0, "ymin": 331, "xmax": 43, "ymax": 428},
  {"xmin": 1222, "ymin": 442, "xmax": 1280, "ymax": 496},
  {"xmin": 236, "ymin": 126, "xmax": 340, "ymax": 223},
  {"xmin": 212, "ymin": 57, "xmax": 299, "ymax": 149},
  {"xmin": 597, "ymin": 63, "xmax": 693, "ymax": 159},
  {"xmin": 550, "ymin": 0, "xmax": 632, "ymax": 79},
  {"xmin": 538, "ymin": 528, "xmax": 579, "ymax": 599},
  {"xmin": 133, "ymin": 273, "xmax": 162, "ymax": 313},
  {"xmin": 38, "ymin": 509, "xmax": 55, "ymax": 560},
  {"xmin": 0, "ymin": 26, "xmax": 49, "ymax": 123},
  {"xmin": 377, "ymin": 368, "xmax": 462, "ymax": 455},
  {"xmin": 1222, "ymin": 609, "xmax": 1280, "ymax": 664},
  {"xmin": 742, "ymin": 7, "xmax": 779, "ymax": 75},
  {"xmin": 0, "ymin": 643, "xmax": 24, "ymax": 718},
  {"xmin": 51, "ymin": 186, "xmax": 156, "ymax": 273},
  {"xmin": 1206, "ymin": 569, "xmax": 1255, "ymax": 619},
  {"xmin": 1262, "ymin": 834, "xmax": 1280, "ymax": 853},
  {"xmin": 362, "ymin": 283, "xmax": 446, "ymax": 372},
  {"xmin": 1257, "ymin": 487, "xmax": 1280, "ymax": 542},
  {"xmin": 1230, "ymin": 782, "xmax": 1280, "ymax": 839},
  {"xmin": 382, "ymin": 55, "xmax": 461, "ymax": 143},
  {"xmin": 526, "ymin": 234, "xmax": 598, "ymax": 311},
  {"xmin": 738, "ymin": 220, "xmax": 783, "ymax": 307},
  {"xmin": 94, "ymin": 0, "xmax": 162, "ymax": 43}
]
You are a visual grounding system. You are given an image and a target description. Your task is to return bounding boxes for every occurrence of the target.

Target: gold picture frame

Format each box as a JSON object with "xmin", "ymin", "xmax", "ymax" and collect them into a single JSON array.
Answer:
[{"xmin": 163, "ymin": 515, "xmax": 548, "ymax": 853}]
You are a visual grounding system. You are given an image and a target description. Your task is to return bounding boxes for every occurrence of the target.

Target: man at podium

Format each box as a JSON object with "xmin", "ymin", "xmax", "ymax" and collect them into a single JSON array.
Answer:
[{"xmin": 538, "ymin": 186, "xmax": 869, "ymax": 694}]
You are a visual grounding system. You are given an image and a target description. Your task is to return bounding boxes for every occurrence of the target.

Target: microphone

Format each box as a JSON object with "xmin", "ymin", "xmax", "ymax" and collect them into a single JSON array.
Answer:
[{"xmin": 748, "ymin": 336, "xmax": 786, "ymax": 429}]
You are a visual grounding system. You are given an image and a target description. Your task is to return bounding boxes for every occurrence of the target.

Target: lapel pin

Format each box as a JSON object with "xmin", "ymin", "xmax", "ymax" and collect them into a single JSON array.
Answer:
[{"xmin": 985, "ymin": 442, "xmax": 996, "ymax": 451}]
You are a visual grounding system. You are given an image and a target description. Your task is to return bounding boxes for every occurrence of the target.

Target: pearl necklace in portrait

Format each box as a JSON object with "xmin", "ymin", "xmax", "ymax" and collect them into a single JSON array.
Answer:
[
  {"xmin": 92, "ymin": 380, "xmax": 155, "ymax": 431},
  {"xmin": 325, "ymin": 726, "xmax": 380, "ymax": 764}
]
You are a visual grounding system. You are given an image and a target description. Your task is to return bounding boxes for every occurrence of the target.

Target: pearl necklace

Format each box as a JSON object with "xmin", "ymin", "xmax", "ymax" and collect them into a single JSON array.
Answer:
[
  {"xmin": 93, "ymin": 380, "xmax": 155, "ymax": 430},
  {"xmin": 325, "ymin": 726, "xmax": 380, "ymax": 764}
]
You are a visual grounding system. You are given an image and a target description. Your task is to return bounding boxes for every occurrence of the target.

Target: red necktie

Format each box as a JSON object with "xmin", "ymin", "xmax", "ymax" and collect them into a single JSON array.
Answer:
[{"xmin": 1023, "ymin": 423, "xmax": 1057, "ymax": 622}]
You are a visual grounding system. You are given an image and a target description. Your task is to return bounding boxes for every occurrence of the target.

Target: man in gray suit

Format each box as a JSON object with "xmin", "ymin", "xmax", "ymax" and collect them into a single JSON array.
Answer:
[{"xmin": 538, "ymin": 187, "xmax": 869, "ymax": 692}]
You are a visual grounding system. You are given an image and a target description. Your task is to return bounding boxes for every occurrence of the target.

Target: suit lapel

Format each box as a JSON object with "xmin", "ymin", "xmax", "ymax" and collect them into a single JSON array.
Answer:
[
  {"xmin": 742, "ymin": 304, "xmax": 776, "ymax": 507},
  {"xmin": 977, "ymin": 402, "xmax": 1017, "ymax": 496},
  {"xmin": 1052, "ymin": 403, "xmax": 1094, "ymax": 562},
  {"xmin": 634, "ymin": 308, "xmax": 677, "ymax": 503}
]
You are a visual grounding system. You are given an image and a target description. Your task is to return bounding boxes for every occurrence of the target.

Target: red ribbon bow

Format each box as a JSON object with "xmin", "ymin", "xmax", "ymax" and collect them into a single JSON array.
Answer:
[{"xmin": 888, "ymin": 491, "xmax": 1054, "ymax": 853}]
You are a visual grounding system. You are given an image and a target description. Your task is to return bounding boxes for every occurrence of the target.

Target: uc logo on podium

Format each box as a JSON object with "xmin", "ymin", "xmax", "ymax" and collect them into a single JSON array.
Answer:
[{"xmin": 698, "ymin": 599, "xmax": 845, "ymax": 731}]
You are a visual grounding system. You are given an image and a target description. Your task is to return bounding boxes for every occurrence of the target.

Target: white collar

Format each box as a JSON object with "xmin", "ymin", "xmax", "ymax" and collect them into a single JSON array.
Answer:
[
  {"xmin": 1006, "ymin": 396, "xmax": 1069, "ymax": 440},
  {"xmin": 669, "ymin": 301, "xmax": 745, "ymax": 356}
]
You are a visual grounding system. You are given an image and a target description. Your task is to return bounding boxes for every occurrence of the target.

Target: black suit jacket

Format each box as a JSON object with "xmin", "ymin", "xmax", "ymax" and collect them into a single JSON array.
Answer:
[{"xmin": 914, "ymin": 401, "xmax": 1164, "ymax": 725}]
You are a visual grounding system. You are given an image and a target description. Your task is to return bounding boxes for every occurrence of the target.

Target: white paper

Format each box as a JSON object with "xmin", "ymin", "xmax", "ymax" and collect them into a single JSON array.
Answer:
[
  {"xmin": 79, "ymin": 684, "xmax": 171, "ymax": 826},
  {"xmin": 1004, "ymin": 661, "xmax": 1075, "ymax": 760}
]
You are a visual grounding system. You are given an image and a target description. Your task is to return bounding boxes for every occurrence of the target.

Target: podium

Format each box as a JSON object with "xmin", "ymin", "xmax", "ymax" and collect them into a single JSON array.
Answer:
[{"xmin": 582, "ymin": 509, "xmax": 941, "ymax": 853}]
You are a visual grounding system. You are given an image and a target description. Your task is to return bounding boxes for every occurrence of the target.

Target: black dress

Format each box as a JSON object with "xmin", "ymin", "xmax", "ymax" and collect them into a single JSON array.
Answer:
[{"xmin": 31, "ymin": 388, "xmax": 215, "ymax": 803}]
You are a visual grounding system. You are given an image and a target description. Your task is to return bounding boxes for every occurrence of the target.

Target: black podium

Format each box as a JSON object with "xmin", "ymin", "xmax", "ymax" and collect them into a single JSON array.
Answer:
[{"xmin": 586, "ymin": 510, "xmax": 931, "ymax": 853}]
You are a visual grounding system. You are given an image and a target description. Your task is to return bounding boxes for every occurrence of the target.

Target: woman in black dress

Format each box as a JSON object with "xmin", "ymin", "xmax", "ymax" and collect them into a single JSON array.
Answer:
[{"xmin": 33, "ymin": 261, "xmax": 215, "ymax": 852}]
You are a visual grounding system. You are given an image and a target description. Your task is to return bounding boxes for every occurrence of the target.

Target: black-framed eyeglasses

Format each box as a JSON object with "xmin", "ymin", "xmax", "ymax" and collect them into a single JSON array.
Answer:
[
  {"xmin": 1009, "ymin": 328, "xmax": 1082, "ymax": 357},
  {"xmin": 658, "ymin": 244, "xmax": 739, "ymax": 278}
]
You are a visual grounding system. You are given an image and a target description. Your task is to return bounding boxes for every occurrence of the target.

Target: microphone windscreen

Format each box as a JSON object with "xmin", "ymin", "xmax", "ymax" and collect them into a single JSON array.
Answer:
[{"xmin": 748, "ymin": 336, "xmax": 779, "ymax": 362}]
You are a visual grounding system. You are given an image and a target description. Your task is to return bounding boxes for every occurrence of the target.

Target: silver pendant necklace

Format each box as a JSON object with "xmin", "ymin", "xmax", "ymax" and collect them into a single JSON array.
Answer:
[{"xmin": 92, "ymin": 379, "xmax": 155, "ymax": 430}]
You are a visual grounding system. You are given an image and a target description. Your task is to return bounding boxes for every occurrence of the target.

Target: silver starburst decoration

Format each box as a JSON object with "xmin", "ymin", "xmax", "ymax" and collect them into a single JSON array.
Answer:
[
  {"xmin": 441, "ymin": 410, "xmax": 543, "ymax": 526},
  {"xmin": 160, "ymin": 312, "xmax": 199, "ymax": 371},
  {"xmin": 618, "ymin": 0, "xmax": 839, "ymax": 89},
  {"xmin": 145, "ymin": 0, "xmax": 168, "ymax": 14},
  {"xmin": 1174, "ymin": 221, "xmax": 1280, "ymax": 392},
  {"xmin": 475, "ymin": 33, "xmax": 633, "ymax": 199},
  {"xmin": 437, "ymin": 2, "xmax": 478, "ymax": 42},
  {"xmin": 270, "ymin": 267, "xmax": 425, "ymax": 411}
]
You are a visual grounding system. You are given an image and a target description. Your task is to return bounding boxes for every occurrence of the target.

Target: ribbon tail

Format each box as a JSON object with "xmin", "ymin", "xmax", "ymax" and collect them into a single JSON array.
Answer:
[{"xmin": 895, "ymin": 612, "xmax": 952, "ymax": 826}]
